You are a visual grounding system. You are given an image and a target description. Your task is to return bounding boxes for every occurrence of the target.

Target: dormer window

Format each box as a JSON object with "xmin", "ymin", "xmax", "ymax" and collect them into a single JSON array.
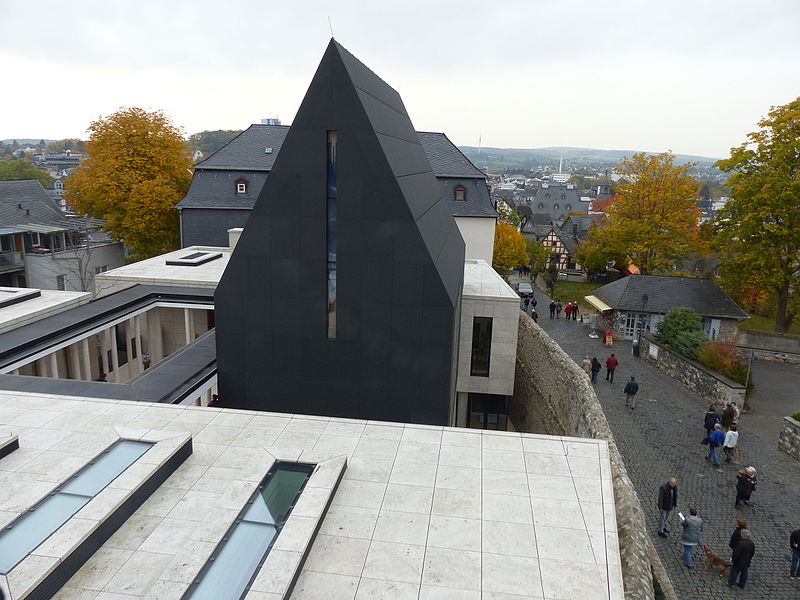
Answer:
[
  {"xmin": 454, "ymin": 185, "xmax": 467, "ymax": 202},
  {"xmin": 235, "ymin": 179, "xmax": 247, "ymax": 194}
]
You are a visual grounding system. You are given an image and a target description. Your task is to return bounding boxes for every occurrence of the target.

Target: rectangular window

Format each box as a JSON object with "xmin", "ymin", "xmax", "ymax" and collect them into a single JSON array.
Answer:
[
  {"xmin": 183, "ymin": 462, "xmax": 314, "ymax": 600},
  {"xmin": 326, "ymin": 131, "xmax": 337, "ymax": 339},
  {"xmin": 131, "ymin": 338, "xmax": 138, "ymax": 360},
  {"xmin": 0, "ymin": 440, "xmax": 152, "ymax": 574},
  {"xmin": 115, "ymin": 323, "xmax": 128, "ymax": 367},
  {"xmin": 236, "ymin": 183, "xmax": 246, "ymax": 194},
  {"xmin": 55, "ymin": 274, "xmax": 66, "ymax": 291},
  {"xmin": 470, "ymin": 317, "xmax": 492, "ymax": 377}
]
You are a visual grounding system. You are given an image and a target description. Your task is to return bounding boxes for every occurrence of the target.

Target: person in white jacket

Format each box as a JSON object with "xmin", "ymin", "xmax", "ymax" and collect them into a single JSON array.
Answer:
[{"xmin": 723, "ymin": 424, "xmax": 739, "ymax": 463}]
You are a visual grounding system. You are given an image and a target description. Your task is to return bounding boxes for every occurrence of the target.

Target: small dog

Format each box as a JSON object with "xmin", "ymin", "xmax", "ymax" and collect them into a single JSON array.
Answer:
[{"xmin": 701, "ymin": 544, "xmax": 732, "ymax": 577}]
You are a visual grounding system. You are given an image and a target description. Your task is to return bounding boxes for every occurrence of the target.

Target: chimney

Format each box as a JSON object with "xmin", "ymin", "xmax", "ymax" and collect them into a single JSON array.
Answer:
[{"xmin": 228, "ymin": 228, "xmax": 243, "ymax": 251}]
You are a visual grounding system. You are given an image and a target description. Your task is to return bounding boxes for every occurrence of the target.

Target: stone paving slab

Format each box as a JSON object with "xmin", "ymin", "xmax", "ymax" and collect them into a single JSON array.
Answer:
[{"xmin": 531, "ymin": 285, "xmax": 800, "ymax": 600}]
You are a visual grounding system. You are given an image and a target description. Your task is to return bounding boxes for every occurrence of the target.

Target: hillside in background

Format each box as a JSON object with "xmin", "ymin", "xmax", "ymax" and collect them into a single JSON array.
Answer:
[{"xmin": 459, "ymin": 145, "xmax": 721, "ymax": 172}]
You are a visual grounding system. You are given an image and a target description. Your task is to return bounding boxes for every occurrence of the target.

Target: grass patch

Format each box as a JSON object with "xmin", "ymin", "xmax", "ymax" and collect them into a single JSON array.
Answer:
[
  {"xmin": 550, "ymin": 281, "xmax": 599, "ymax": 311},
  {"xmin": 739, "ymin": 314, "xmax": 800, "ymax": 336}
]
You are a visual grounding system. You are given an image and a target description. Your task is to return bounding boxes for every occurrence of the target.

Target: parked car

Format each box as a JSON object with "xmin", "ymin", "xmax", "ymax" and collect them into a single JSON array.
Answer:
[{"xmin": 516, "ymin": 283, "xmax": 533, "ymax": 298}]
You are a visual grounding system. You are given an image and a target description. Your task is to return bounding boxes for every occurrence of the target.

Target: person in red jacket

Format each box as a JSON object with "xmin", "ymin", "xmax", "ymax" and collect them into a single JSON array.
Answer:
[
  {"xmin": 564, "ymin": 302, "xmax": 573, "ymax": 320},
  {"xmin": 605, "ymin": 353, "xmax": 619, "ymax": 383}
]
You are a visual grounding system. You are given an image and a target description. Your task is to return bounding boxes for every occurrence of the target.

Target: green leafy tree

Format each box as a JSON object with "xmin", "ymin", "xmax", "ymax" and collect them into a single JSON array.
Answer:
[
  {"xmin": 0, "ymin": 160, "xmax": 53, "ymax": 187},
  {"xmin": 187, "ymin": 130, "xmax": 243, "ymax": 155},
  {"xmin": 713, "ymin": 97, "xmax": 800, "ymax": 333},
  {"xmin": 584, "ymin": 152, "xmax": 701, "ymax": 274},
  {"xmin": 65, "ymin": 107, "xmax": 192, "ymax": 259},
  {"xmin": 656, "ymin": 306, "xmax": 705, "ymax": 346},
  {"xmin": 497, "ymin": 201, "xmax": 522, "ymax": 227},
  {"xmin": 492, "ymin": 221, "xmax": 529, "ymax": 276},
  {"xmin": 574, "ymin": 236, "xmax": 626, "ymax": 276},
  {"xmin": 526, "ymin": 239, "xmax": 551, "ymax": 275}
]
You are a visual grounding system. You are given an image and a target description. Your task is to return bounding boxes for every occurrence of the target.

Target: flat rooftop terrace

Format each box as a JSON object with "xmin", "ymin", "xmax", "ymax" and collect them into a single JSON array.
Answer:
[{"xmin": 0, "ymin": 393, "xmax": 623, "ymax": 600}]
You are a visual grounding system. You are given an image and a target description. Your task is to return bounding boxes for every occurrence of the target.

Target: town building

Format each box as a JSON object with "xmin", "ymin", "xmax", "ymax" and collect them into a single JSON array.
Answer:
[
  {"xmin": 585, "ymin": 274, "xmax": 749, "ymax": 341},
  {"xmin": 0, "ymin": 180, "xmax": 124, "ymax": 292},
  {"xmin": 528, "ymin": 182, "xmax": 582, "ymax": 223},
  {"xmin": 177, "ymin": 127, "xmax": 497, "ymax": 264}
]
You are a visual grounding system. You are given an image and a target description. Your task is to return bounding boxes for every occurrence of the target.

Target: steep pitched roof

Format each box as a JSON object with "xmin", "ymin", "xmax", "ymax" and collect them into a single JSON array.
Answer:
[
  {"xmin": 416, "ymin": 132, "xmax": 486, "ymax": 178},
  {"xmin": 592, "ymin": 274, "xmax": 749, "ymax": 320},
  {"xmin": 193, "ymin": 125, "xmax": 289, "ymax": 171},
  {"xmin": 0, "ymin": 180, "xmax": 102, "ymax": 231}
]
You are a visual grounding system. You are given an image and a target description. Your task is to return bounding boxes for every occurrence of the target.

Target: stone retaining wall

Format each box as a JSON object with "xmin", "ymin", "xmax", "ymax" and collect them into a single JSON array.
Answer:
[
  {"xmin": 638, "ymin": 334, "xmax": 746, "ymax": 406},
  {"xmin": 778, "ymin": 417, "xmax": 800, "ymax": 461},
  {"xmin": 510, "ymin": 314, "xmax": 675, "ymax": 600},
  {"xmin": 736, "ymin": 346, "xmax": 800, "ymax": 366}
]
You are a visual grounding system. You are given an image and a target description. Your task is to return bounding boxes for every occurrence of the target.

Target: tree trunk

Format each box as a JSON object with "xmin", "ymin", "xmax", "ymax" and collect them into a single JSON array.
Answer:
[{"xmin": 775, "ymin": 280, "xmax": 792, "ymax": 333}]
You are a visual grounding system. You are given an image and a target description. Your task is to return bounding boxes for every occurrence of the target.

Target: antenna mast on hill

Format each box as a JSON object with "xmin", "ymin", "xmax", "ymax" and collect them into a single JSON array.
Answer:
[
  {"xmin": 478, "ymin": 134, "xmax": 482, "ymax": 155},
  {"xmin": 559, "ymin": 152, "xmax": 563, "ymax": 173}
]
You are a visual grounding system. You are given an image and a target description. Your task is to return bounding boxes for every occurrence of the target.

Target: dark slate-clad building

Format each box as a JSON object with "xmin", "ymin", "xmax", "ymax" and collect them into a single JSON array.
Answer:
[
  {"xmin": 178, "ymin": 122, "xmax": 496, "ymax": 258},
  {"xmin": 215, "ymin": 40, "xmax": 465, "ymax": 425}
]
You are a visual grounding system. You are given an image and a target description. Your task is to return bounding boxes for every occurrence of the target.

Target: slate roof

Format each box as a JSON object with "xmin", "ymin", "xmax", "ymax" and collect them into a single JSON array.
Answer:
[
  {"xmin": 416, "ymin": 131, "xmax": 486, "ymax": 178},
  {"xmin": 178, "ymin": 170, "xmax": 267, "ymax": 210},
  {"xmin": 0, "ymin": 179, "xmax": 103, "ymax": 231},
  {"xmin": 560, "ymin": 213, "xmax": 603, "ymax": 234},
  {"xmin": 521, "ymin": 213, "xmax": 554, "ymax": 239},
  {"xmin": 592, "ymin": 274, "xmax": 749, "ymax": 320},
  {"xmin": 180, "ymin": 125, "xmax": 497, "ymax": 218}
]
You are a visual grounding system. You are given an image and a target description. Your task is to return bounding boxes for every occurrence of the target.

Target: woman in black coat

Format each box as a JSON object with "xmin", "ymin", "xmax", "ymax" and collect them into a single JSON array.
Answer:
[
  {"xmin": 590, "ymin": 357, "xmax": 602, "ymax": 384},
  {"xmin": 735, "ymin": 467, "xmax": 757, "ymax": 507},
  {"xmin": 729, "ymin": 518, "xmax": 748, "ymax": 551}
]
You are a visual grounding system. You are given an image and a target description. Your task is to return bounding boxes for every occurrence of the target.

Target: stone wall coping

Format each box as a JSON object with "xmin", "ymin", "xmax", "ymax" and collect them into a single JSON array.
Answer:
[
  {"xmin": 783, "ymin": 416, "xmax": 800, "ymax": 428},
  {"xmin": 641, "ymin": 332, "xmax": 745, "ymax": 390}
]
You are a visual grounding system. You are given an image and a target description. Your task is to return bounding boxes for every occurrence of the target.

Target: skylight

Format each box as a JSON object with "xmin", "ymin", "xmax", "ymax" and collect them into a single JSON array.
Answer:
[
  {"xmin": 0, "ymin": 440, "xmax": 152, "ymax": 574},
  {"xmin": 165, "ymin": 251, "xmax": 223, "ymax": 267},
  {"xmin": 182, "ymin": 462, "xmax": 314, "ymax": 600},
  {"xmin": 0, "ymin": 287, "xmax": 41, "ymax": 308}
]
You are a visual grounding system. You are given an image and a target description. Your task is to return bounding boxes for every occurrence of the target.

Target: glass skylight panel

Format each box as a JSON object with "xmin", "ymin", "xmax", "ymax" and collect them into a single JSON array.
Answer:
[
  {"xmin": 0, "ymin": 440, "xmax": 152, "ymax": 574},
  {"xmin": 184, "ymin": 462, "xmax": 314, "ymax": 600},
  {"xmin": 60, "ymin": 440, "xmax": 152, "ymax": 496}
]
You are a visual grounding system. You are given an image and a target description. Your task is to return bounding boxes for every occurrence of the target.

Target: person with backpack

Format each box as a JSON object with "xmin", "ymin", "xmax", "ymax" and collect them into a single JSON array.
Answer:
[{"xmin": 623, "ymin": 376, "xmax": 639, "ymax": 409}]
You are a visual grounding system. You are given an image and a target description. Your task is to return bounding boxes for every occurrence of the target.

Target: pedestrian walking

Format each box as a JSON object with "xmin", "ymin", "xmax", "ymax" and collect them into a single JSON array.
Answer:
[
  {"xmin": 713, "ymin": 399, "xmax": 725, "ymax": 419},
  {"xmin": 728, "ymin": 529, "xmax": 755, "ymax": 589},
  {"xmin": 523, "ymin": 297, "xmax": 530, "ymax": 312},
  {"xmin": 564, "ymin": 302, "xmax": 573, "ymax": 320},
  {"xmin": 703, "ymin": 405, "xmax": 720, "ymax": 439},
  {"xmin": 731, "ymin": 401, "xmax": 741, "ymax": 426},
  {"xmin": 790, "ymin": 527, "xmax": 800, "ymax": 578},
  {"xmin": 605, "ymin": 353, "xmax": 618, "ymax": 382},
  {"xmin": 571, "ymin": 301, "xmax": 579, "ymax": 320},
  {"xmin": 531, "ymin": 297, "xmax": 537, "ymax": 310},
  {"xmin": 623, "ymin": 376, "xmax": 639, "ymax": 409},
  {"xmin": 729, "ymin": 518, "xmax": 748, "ymax": 553},
  {"xmin": 721, "ymin": 402, "xmax": 735, "ymax": 431},
  {"xmin": 680, "ymin": 507, "xmax": 704, "ymax": 568},
  {"xmin": 735, "ymin": 467, "xmax": 757, "ymax": 508},
  {"xmin": 549, "ymin": 301, "xmax": 556, "ymax": 319},
  {"xmin": 723, "ymin": 425, "xmax": 739, "ymax": 463},
  {"xmin": 556, "ymin": 302, "xmax": 562, "ymax": 318},
  {"xmin": 580, "ymin": 356, "xmax": 592, "ymax": 377},
  {"xmin": 656, "ymin": 477, "xmax": 678, "ymax": 537},
  {"xmin": 706, "ymin": 423, "xmax": 725, "ymax": 467},
  {"xmin": 590, "ymin": 357, "xmax": 601, "ymax": 384},
  {"xmin": 531, "ymin": 309, "xmax": 538, "ymax": 323}
]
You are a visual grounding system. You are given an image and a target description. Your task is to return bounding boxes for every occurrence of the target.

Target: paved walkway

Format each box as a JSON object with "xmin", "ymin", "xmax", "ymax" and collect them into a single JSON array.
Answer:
[{"xmin": 530, "ymin": 286, "xmax": 800, "ymax": 600}]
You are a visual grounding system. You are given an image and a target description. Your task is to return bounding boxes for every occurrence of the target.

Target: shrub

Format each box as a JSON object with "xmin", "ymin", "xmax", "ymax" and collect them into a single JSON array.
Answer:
[
  {"xmin": 671, "ymin": 329, "xmax": 709, "ymax": 359},
  {"xmin": 696, "ymin": 341, "xmax": 754, "ymax": 396},
  {"xmin": 791, "ymin": 410, "xmax": 800, "ymax": 422},
  {"xmin": 656, "ymin": 307, "xmax": 705, "ymax": 347}
]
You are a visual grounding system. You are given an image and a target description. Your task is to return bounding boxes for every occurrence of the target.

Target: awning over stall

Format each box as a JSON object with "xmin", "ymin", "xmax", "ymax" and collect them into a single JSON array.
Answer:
[{"xmin": 585, "ymin": 295, "xmax": 613, "ymax": 312}]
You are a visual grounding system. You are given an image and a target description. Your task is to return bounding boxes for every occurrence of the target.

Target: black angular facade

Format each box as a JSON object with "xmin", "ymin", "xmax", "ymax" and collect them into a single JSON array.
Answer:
[{"xmin": 215, "ymin": 40, "xmax": 465, "ymax": 425}]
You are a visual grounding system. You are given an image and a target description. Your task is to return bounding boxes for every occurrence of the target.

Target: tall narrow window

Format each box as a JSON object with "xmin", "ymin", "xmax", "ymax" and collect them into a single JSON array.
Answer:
[
  {"xmin": 470, "ymin": 317, "xmax": 492, "ymax": 377},
  {"xmin": 326, "ymin": 131, "xmax": 337, "ymax": 339},
  {"xmin": 454, "ymin": 185, "xmax": 467, "ymax": 201}
]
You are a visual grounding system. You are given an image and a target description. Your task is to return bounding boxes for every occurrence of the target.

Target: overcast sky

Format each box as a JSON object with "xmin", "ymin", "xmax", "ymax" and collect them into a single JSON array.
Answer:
[{"xmin": 1, "ymin": 0, "xmax": 798, "ymax": 158}]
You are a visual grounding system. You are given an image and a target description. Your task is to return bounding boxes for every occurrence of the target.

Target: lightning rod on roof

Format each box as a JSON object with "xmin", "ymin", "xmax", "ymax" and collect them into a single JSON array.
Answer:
[{"xmin": 328, "ymin": 16, "xmax": 335, "ymax": 39}]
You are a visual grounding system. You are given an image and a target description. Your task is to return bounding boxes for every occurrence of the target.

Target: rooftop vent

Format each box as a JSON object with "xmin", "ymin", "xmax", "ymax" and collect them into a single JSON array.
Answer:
[
  {"xmin": 265, "ymin": 147, "xmax": 273, "ymax": 154},
  {"xmin": 165, "ymin": 251, "xmax": 223, "ymax": 267}
]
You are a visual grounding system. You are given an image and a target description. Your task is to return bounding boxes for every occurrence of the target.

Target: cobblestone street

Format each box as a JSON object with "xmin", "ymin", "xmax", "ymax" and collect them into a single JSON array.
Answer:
[{"xmin": 528, "ymin": 286, "xmax": 800, "ymax": 599}]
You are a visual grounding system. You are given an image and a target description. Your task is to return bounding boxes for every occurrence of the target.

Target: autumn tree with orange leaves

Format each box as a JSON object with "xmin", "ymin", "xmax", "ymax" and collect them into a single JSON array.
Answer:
[
  {"xmin": 492, "ymin": 221, "xmax": 529, "ymax": 276},
  {"xmin": 65, "ymin": 108, "xmax": 192, "ymax": 259},
  {"xmin": 582, "ymin": 152, "xmax": 701, "ymax": 274}
]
